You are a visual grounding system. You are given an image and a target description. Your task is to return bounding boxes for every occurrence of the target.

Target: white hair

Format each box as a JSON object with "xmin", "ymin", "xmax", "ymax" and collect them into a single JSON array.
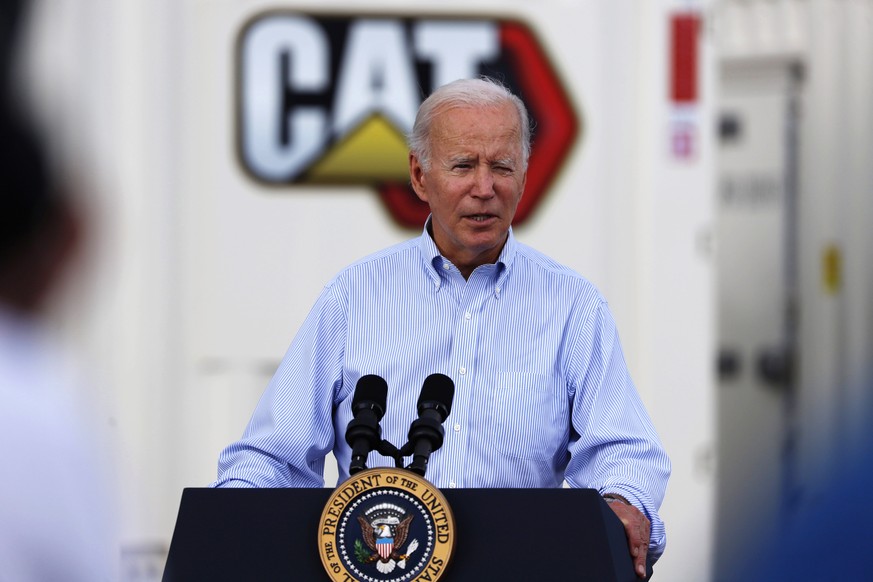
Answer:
[{"xmin": 408, "ymin": 77, "xmax": 532, "ymax": 171}]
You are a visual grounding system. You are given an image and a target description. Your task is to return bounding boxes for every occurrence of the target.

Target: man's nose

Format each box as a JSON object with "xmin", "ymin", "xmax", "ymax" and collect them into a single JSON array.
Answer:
[{"xmin": 471, "ymin": 165, "xmax": 495, "ymax": 198}]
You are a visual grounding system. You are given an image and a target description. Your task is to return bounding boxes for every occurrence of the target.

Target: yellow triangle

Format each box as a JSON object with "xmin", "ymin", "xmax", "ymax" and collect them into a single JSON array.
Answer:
[{"xmin": 306, "ymin": 115, "xmax": 409, "ymax": 183}]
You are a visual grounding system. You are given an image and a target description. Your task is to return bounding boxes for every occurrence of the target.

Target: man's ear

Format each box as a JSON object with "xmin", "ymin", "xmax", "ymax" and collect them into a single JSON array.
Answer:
[
  {"xmin": 409, "ymin": 152, "xmax": 428, "ymax": 203},
  {"xmin": 519, "ymin": 168, "xmax": 528, "ymax": 200}
]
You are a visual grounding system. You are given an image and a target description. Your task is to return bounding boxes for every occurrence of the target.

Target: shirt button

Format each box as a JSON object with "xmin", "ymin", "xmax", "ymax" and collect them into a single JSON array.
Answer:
[
  {"xmin": 453, "ymin": 423, "xmax": 461, "ymax": 432},
  {"xmin": 459, "ymin": 367, "xmax": 466, "ymax": 375},
  {"xmin": 443, "ymin": 262, "xmax": 450, "ymax": 270},
  {"xmin": 464, "ymin": 311, "xmax": 471, "ymax": 320},
  {"xmin": 449, "ymin": 481, "xmax": 457, "ymax": 488}
]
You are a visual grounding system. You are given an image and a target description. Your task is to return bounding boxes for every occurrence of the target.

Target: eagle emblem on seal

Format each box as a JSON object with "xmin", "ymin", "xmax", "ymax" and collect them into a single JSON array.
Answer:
[{"xmin": 355, "ymin": 503, "xmax": 420, "ymax": 574}]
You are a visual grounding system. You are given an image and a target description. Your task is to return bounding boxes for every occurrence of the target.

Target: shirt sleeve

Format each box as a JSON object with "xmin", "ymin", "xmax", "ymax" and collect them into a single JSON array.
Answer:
[
  {"xmin": 211, "ymin": 284, "xmax": 346, "ymax": 488},
  {"xmin": 563, "ymin": 299, "xmax": 671, "ymax": 560}
]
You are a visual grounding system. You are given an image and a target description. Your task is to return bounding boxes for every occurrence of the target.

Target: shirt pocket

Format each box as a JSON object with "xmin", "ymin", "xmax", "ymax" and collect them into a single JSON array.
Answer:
[{"xmin": 486, "ymin": 372, "xmax": 568, "ymax": 461}]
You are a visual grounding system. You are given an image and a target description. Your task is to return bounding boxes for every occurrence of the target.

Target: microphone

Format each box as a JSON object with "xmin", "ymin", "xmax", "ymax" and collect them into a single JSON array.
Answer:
[
  {"xmin": 406, "ymin": 373, "xmax": 455, "ymax": 477},
  {"xmin": 345, "ymin": 374, "xmax": 388, "ymax": 475}
]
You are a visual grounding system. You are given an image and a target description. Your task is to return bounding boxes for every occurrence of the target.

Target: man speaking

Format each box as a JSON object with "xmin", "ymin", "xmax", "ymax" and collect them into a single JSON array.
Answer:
[{"xmin": 213, "ymin": 77, "xmax": 670, "ymax": 578}]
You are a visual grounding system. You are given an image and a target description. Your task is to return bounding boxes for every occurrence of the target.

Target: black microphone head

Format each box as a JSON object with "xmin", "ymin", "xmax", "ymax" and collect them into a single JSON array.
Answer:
[
  {"xmin": 417, "ymin": 373, "xmax": 454, "ymax": 420},
  {"xmin": 352, "ymin": 374, "xmax": 388, "ymax": 420}
]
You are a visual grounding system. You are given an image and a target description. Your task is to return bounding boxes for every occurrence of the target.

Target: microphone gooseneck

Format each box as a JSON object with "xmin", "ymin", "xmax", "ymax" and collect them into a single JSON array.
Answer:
[
  {"xmin": 406, "ymin": 373, "xmax": 455, "ymax": 477},
  {"xmin": 345, "ymin": 374, "xmax": 388, "ymax": 475}
]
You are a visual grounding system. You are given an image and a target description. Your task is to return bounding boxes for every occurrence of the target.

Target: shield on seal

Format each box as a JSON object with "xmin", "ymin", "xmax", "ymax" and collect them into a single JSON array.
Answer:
[{"xmin": 376, "ymin": 536, "xmax": 394, "ymax": 560}]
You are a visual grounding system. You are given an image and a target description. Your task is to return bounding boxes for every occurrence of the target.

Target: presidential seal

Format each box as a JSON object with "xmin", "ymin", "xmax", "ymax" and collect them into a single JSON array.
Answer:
[{"xmin": 318, "ymin": 468, "xmax": 455, "ymax": 582}]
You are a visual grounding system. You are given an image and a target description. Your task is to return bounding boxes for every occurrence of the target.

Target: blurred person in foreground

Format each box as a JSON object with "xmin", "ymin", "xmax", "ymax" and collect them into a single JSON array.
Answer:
[
  {"xmin": 0, "ymin": 3, "xmax": 115, "ymax": 579},
  {"xmin": 213, "ymin": 77, "xmax": 670, "ymax": 578},
  {"xmin": 728, "ymin": 426, "xmax": 872, "ymax": 581},
  {"xmin": 0, "ymin": 106, "xmax": 115, "ymax": 582}
]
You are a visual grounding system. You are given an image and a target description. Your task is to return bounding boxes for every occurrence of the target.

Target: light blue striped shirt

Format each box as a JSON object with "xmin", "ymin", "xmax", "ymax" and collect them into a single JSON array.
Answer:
[{"xmin": 213, "ymin": 225, "xmax": 671, "ymax": 557}]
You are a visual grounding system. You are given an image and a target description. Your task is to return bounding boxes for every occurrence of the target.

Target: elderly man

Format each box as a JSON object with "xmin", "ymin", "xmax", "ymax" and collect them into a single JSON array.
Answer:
[{"xmin": 214, "ymin": 77, "xmax": 670, "ymax": 577}]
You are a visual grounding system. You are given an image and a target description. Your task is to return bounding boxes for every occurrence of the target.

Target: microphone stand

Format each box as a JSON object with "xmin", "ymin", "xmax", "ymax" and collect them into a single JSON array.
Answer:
[{"xmin": 376, "ymin": 439, "xmax": 405, "ymax": 468}]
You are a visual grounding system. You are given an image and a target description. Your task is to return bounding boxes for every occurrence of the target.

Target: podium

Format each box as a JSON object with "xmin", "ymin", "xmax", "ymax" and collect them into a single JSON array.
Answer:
[{"xmin": 162, "ymin": 487, "xmax": 651, "ymax": 581}]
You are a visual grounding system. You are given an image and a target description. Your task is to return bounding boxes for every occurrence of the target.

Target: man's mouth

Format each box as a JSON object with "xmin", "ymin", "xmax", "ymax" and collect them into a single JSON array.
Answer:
[{"xmin": 467, "ymin": 214, "xmax": 495, "ymax": 223}]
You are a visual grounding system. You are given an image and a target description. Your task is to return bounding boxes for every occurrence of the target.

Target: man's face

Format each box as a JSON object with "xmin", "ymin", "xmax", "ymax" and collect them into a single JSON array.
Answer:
[{"xmin": 410, "ymin": 103, "xmax": 527, "ymax": 276}]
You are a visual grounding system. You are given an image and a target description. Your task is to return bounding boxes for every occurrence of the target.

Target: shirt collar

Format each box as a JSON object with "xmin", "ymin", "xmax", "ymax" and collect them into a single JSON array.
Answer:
[{"xmin": 417, "ymin": 215, "xmax": 517, "ymax": 293}]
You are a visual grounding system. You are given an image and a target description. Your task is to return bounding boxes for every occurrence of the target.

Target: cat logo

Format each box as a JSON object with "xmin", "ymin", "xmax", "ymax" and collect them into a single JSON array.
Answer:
[{"xmin": 237, "ymin": 12, "xmax": 579, "ymax": 228}]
